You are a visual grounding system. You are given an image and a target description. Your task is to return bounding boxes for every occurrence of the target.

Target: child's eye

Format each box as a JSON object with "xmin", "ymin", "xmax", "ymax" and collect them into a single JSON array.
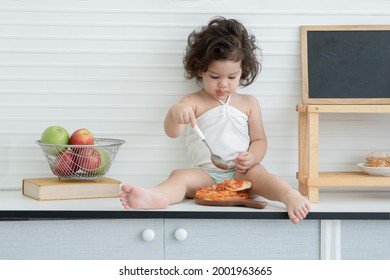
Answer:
[
  {"xmin": 229, "ymin": 76, "xmax": 237, "ymax": 80},
  {"xmin": 210, "ymin": 75, "xmax": 219, "ymax": 79}
]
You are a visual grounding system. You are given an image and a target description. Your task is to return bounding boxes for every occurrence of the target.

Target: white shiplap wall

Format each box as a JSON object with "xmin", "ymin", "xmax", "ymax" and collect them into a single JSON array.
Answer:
[{"xmin": 0, "ymin": 0, "xmax": 389, "ymax": 191}]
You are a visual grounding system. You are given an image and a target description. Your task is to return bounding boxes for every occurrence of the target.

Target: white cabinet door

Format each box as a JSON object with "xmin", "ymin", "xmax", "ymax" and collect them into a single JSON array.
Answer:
[
  {"xmin": 340, "ymin": 220, "xmax": 390, "ymax": 260},
  {"xmin": 0, "ymin": 219, "xmax": 164, "ymax": 260},
  {"xmin": 164, "ymin": 219, "xmax": 320, "ymax": 259},
  {"xmin": 0, "ymin": 218, "xmax": 322, "ymax": 260}
]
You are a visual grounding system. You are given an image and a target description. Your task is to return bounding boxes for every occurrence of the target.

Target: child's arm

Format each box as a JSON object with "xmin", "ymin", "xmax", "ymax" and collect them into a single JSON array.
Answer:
[
  {"xmin": 164, "ymin": 96, "xmax": 196, "ymax": 138},
  {"xmin": 247, "ymin": 96, "xmax": 267, "ymax": 162},
  {"xmin": 234, "ymin": 96, "xmax": 267, "ymax": 173}
]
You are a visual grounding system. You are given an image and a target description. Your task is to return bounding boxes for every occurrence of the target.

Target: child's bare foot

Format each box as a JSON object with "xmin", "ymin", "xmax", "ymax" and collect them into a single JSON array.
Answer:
[
  {"xmin": 119, "ymin": 185, "xmax": 169, "ymax": 209},
  {"xmin": 284, "ymin": 190, "xmax": 311, "ymax": 224}
]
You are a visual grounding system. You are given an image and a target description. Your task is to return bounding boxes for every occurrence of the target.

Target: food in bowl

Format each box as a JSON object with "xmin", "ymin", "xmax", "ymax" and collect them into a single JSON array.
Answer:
[{"xmin": 365, "ymin": 151, "xmax": 390, "ymax": 167}]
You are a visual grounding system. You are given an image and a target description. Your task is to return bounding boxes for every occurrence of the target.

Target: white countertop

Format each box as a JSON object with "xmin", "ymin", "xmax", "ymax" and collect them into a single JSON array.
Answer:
[{"xmin": 1, "ymin": 190, "xmax": 389, "ymax": 220}]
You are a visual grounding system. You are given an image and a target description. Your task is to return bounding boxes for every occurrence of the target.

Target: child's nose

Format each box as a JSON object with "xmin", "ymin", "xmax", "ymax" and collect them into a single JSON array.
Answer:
[{"xmin": 218, "ymin": 79, "xmax": 228, "ymax": 88}]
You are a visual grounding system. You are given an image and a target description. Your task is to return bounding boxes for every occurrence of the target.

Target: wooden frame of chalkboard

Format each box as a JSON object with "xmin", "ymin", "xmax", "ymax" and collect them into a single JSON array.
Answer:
[{"xmin": 301, "ymin": 25, "xmax": 390, "ymax": 104}]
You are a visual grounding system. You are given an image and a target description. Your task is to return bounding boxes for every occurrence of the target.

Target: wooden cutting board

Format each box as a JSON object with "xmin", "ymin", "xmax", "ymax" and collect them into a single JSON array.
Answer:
[{"xmin": 195, "ymin": 198, "xmax": 267, "ymax": 209}]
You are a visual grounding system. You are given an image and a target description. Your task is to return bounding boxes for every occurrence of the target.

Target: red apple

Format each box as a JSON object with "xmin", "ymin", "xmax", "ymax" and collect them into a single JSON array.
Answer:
[
  {"xmin": 53, "ymin": 150, "xmax": 78, "ymax": 177},
  {"xmin": 69, "ymin": 128, "xmax": 94, "ymax": 146},
  {"xmin": 74, "ymin": 147, "xmax": 101, "ymax": 172}
]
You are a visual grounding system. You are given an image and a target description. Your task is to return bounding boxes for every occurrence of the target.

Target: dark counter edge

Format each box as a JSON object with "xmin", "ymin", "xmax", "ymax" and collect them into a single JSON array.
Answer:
[{"xmin": 0, "ymin": 210, "xmax": 389, "ymax": 221}]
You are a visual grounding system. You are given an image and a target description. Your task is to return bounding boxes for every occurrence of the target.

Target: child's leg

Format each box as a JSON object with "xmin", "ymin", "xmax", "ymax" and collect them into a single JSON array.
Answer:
[
  {"xmin": 119, "ymin": 168, "xmax": 213, "ymax": 209},
  {"xmin": 235, "ymin": 164, "xmax": 311, "ymax": 224}
]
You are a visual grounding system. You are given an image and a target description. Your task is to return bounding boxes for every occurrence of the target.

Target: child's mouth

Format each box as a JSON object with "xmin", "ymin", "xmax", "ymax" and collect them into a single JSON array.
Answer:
[{"xmin": 216, "ymin": 90, "xmax": 228, "ymax": 96}]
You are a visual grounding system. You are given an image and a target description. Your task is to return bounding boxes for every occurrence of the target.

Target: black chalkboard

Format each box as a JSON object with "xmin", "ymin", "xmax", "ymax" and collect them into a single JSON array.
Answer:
[{"xmin": 301, "ymin": 26, "xmax": 390, "ymax": 104}]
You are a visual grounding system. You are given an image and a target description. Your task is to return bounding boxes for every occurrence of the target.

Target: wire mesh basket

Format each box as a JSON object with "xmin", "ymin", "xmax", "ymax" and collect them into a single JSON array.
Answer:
[{"xmin": 37, "ymin": 138, "xmax": 125, "ymax": 181}]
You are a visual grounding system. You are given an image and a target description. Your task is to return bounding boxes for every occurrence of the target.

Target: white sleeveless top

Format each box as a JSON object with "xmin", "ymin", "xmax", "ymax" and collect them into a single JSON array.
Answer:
[{"xmin": 185, "ymin": 95, "xmax": 250, "ymax": 169}]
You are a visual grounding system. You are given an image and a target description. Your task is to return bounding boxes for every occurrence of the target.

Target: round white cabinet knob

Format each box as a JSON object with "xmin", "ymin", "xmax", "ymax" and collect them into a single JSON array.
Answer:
[
  {"xmin": 142, "ymin": 229, "xmax": 155, "ymax": 242},
  {"xmin": 174, "ymin": 228, "xmax": 188, "ymax": 241}
]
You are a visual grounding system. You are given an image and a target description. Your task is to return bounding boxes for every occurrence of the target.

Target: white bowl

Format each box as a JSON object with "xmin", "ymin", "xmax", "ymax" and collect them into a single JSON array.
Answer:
[{"xmin": 357, "ymin": 162, "xmax": 390, "ymax": 177}]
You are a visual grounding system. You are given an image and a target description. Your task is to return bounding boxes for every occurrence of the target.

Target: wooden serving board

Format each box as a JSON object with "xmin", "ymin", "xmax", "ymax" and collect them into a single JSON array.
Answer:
[{"xmin": 195, "ymin": 198, "xmax": 267, "ymax": 209}]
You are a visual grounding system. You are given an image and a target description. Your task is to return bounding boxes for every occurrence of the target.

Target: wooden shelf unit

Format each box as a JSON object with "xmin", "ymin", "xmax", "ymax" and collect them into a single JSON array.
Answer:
[{"xmin": 296, "ymin": 104, "xmax": 390, "ymax": 203}]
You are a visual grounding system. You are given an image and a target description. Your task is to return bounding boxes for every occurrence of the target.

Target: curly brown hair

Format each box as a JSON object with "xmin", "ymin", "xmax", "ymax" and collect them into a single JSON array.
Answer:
[{"xmin": 183, "ymin": 16, "xmax": 262, "ymax": 87}]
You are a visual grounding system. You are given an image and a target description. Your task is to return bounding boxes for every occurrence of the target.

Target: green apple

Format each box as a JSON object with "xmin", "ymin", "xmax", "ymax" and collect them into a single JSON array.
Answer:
[
  {"xmin": 40, "ymin": 126, "xmax": 69, "ymax": 155},
  {"xmin": 90, "ymin": 148, "xmax": 110, "ymax": 175}
]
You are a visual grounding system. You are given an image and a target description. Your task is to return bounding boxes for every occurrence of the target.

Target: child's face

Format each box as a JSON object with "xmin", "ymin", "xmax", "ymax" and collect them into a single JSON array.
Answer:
[{"xmin": 201, "ymin": 60, "xmax": 242, "ymax": 100}]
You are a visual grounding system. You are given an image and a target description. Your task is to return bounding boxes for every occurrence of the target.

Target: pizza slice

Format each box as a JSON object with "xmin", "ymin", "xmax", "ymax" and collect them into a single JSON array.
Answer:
[
  {"xmin": 194, "ymin": 188, "xmax": 250, "ymax": 201},
  {"xmin": 194, "ymin": 179, "xmax": 252, "ymax": 201},
  {"xmin": 212, "ymin": 179, "xmax": 252, "ymax": 191}
]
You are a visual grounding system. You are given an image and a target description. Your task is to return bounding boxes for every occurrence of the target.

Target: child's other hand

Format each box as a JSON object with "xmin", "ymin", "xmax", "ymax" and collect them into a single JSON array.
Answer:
[
  {"xmin": 171, "ymin": 103, "xmax": 196, "ymax": 127},
  {"xmin": 234, "ymin": 151, "xmax": 255, "ymax": 173}
]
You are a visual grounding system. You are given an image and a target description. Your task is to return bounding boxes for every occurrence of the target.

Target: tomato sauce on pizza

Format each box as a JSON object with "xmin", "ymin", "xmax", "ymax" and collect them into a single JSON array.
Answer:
[{"xmin": 194, "ymin": 179, "xmax": 252, "ymax": 201}]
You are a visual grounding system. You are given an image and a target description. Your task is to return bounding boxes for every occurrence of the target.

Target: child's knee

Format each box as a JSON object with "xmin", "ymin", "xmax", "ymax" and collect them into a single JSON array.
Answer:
[{"xmin": 168, "ymin": 168, "xmax": 189, "ymax": 179}]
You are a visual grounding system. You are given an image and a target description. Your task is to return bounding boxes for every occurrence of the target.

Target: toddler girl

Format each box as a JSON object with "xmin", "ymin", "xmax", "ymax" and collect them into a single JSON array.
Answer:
[{"xmin": 120, "ymin": 17, "xmax": 310, "ymax": 224}]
